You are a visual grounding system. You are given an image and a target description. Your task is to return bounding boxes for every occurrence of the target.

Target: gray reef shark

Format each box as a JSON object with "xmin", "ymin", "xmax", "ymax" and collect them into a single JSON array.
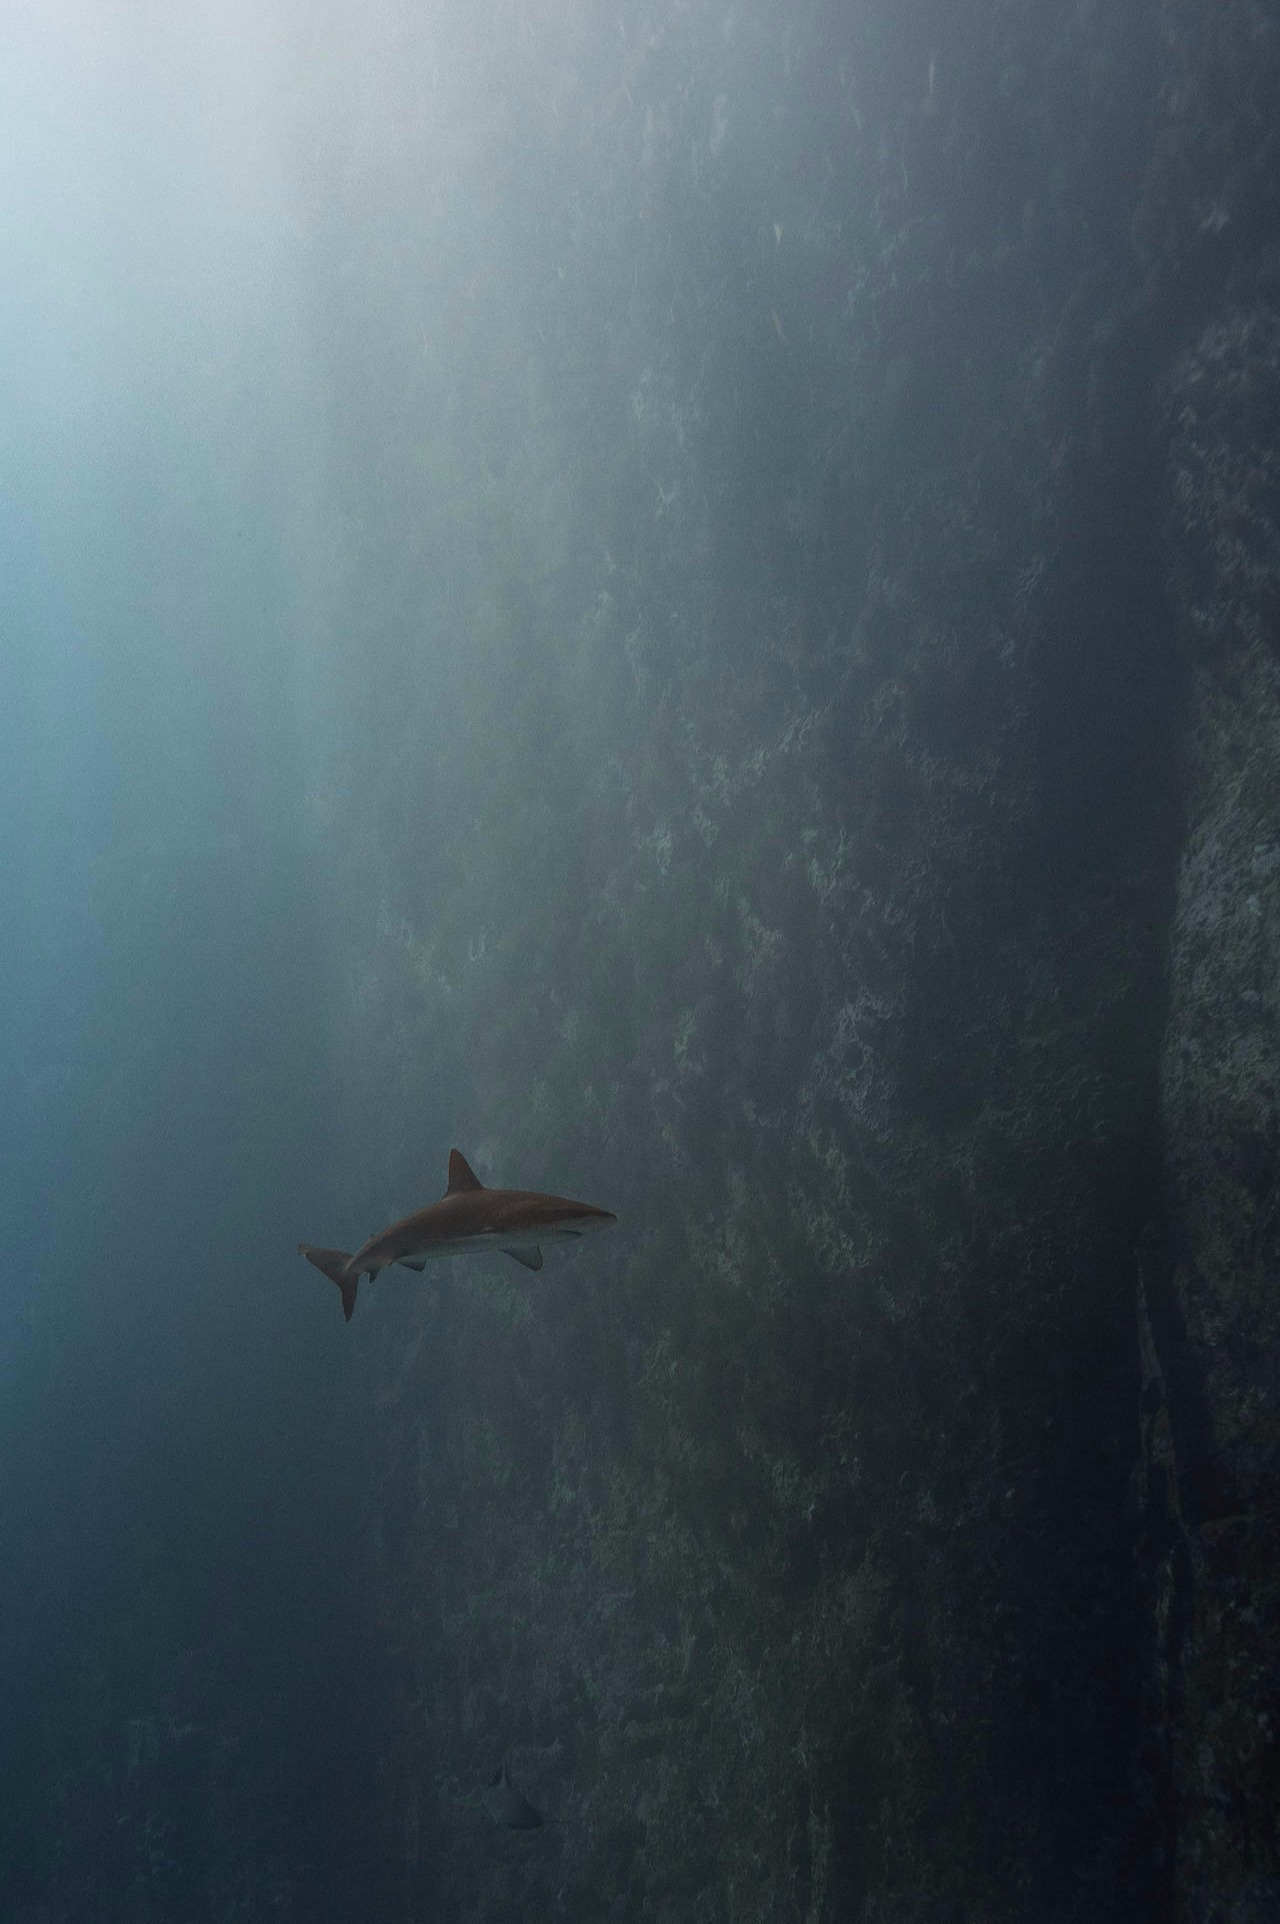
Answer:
[{"xmin": 299, "ymin": 1148, "xmax": 616, "ymax": 1321}]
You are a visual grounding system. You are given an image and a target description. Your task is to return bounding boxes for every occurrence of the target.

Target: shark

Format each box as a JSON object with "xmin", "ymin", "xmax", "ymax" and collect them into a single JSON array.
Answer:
[{"xmin": 299, "ymin": 1148, "xmax": 616, "ymax": 1321}]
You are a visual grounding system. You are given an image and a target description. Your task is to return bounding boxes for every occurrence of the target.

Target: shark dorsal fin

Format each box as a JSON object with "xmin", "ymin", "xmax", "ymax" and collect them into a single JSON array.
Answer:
[{"xmin": 447, "ymin": 1149, "xmax": 484, "ymax": 1194}]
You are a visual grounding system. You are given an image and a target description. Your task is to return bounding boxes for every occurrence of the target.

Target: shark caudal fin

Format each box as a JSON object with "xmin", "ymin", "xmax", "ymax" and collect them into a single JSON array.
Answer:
[{"xmin": 298, "ymin": 1243, "xmax": 359, "ymax": 1322}]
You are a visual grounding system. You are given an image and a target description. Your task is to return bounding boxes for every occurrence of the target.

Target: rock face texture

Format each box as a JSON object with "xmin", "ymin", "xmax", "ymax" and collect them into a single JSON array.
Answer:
[
  {"xmin": 1142, "ymin": 10, "xmax": 1280, "ymax": 1909},
  {"xmin": 309, "ymin": 2, "xmax": 1278, "ymax": 1920}
]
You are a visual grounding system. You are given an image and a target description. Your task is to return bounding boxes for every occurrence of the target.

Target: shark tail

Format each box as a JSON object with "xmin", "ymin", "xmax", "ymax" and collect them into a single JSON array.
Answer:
[{"xmin": 298, "ymin": 1243, "xmax": 360, "ymax": 1322}]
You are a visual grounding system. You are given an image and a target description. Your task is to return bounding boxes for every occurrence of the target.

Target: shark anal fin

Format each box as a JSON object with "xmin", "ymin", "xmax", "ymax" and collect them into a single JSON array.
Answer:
[
  {"xmin": 447, "ymin": 1149, "xmax": 484, "ymax": 1194},
  {"xmin": 507, "ymin": 1246, "xmax": 543, "ymax": 1272}
]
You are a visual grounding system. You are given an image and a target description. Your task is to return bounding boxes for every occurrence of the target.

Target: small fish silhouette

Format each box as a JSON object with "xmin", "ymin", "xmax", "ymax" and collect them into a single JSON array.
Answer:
[{"xmin": 482, "ymin": 1760, "xmax": 544, "ymax": 1831}]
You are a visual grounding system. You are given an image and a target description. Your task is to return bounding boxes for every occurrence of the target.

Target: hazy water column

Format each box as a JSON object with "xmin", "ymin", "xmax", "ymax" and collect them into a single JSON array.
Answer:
[
  {"xmin": 0, "ymin": 502, "xmax": 110, "ymax": 1375},
  {"xmin": 0, "ymin": 7, "xmax": 382, "ymax": 1918}
]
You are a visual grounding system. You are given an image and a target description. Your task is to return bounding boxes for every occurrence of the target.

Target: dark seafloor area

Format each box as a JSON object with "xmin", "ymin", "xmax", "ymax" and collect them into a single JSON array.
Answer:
[{"xmin": 1, "ymin": 1, "xmax": 1277, "ymax": 1921}]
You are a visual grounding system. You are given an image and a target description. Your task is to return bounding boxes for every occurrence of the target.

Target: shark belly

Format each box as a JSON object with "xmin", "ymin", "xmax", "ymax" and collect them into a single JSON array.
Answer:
[{"xmin": 393, "ymin": 1228, "xmax": 570, "ymax": 1269}]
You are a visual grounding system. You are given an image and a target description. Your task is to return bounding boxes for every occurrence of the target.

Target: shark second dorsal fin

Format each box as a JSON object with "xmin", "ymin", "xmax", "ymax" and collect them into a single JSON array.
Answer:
[{"xmin": 447, "ymin": 1149, "xmax": 484, "ymax": 1194}]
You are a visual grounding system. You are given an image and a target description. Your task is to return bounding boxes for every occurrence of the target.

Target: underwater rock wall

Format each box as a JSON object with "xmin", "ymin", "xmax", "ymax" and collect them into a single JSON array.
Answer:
[
  {"xmin": 318, "ymin": 2, "xmax": 1278, "ymax": 1918},
  {"xmin": 1141, "ymin": 4, "xmax": 1280, "ymax": 1912}
]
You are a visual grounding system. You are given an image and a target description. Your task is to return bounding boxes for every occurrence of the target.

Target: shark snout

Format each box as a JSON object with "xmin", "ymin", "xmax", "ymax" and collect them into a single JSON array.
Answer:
[{"xmin": 568, "ymin": 1206, "xmax": 617, "ymax": 1234}]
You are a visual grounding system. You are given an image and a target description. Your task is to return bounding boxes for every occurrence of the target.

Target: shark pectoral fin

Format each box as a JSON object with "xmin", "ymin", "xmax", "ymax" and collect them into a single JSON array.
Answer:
[
  {"xmin": 507, "ymin": 1246, "xmax": 543, "ymax": 1273},
  {"xmin": 299, "ymin": 1244, "xmax": 360, "ymax": 1322}
]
